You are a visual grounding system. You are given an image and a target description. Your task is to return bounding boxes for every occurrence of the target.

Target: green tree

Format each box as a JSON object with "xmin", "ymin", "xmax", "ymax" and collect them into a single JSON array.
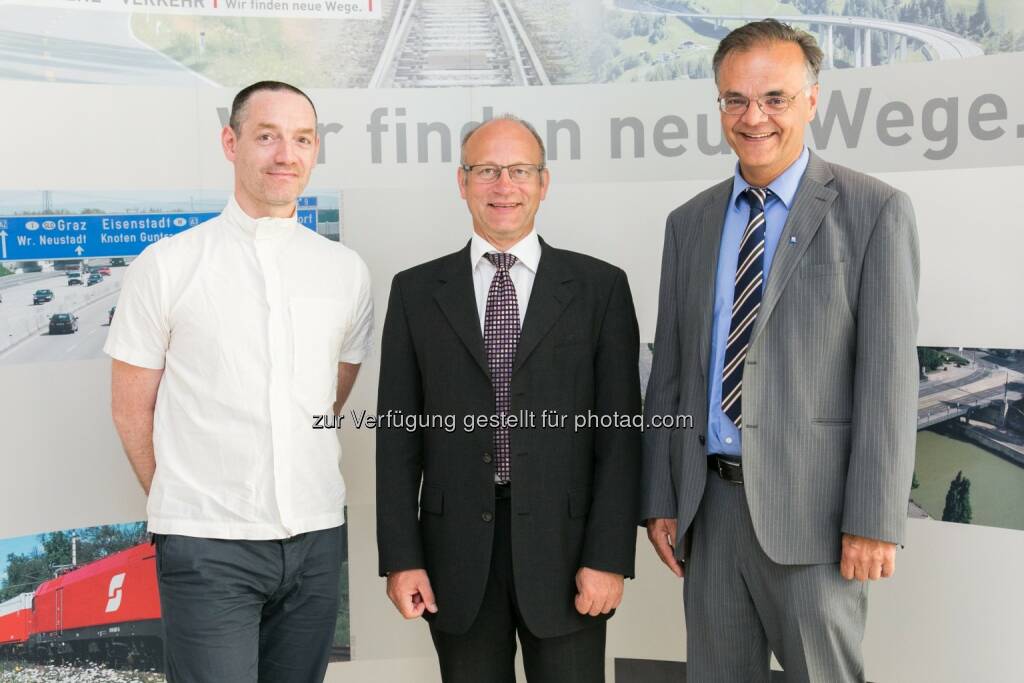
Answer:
[
  {"xmin": 648, "ymin": 16, "xmax": 667, "ymax": 44},
  {"xmin": 998, "ymin": 30, "xmax": 1016, "ymax": 53},
  {"xmin": 954, "ymin": 10, "xmax": 969, "ymax": 35},
  {"xmin": 969, "ymin": 0, "xmax": 992, "ymax": 39},
  {"xmin": 919, "ymin": 347, "xmax": 944, "ymax": 372},
  {"xmin": 606, "ymin": 13, "xmax": 633, "ymax": 39},
  {"xmin": 40, "ymin": 530, "xmax": 74, "ymax": 567},
  {"xmin": 0, "ymin": 523, "xmax": 147, "ymax": 601},
  {"xmin": 941, "ymin": 470, "xmax": 973, "ymax": 524},
  {"xmin": 796, "ymin": 0, "xmax": 832, "ymax": 14},
  {"xmin": 0, "ymin": 552, "xmax": 51, "ymax": 601},
  {"xmin": 630, "ymin": 13, "xmax": 651, "ymax": 37},
  {"xmin": 901, "ymin": 0, "xmax": 956, "ymax": 32},
  {"xmin": 689, "ymin": 58, "xmax": 711, "ymax": 79}
]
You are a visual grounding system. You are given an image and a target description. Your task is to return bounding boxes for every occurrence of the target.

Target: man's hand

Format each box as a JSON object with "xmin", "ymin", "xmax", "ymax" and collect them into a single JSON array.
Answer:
[
  {"xmin": 646, "ymin": 518, "xmax": 683, "ymax": 578},
  {"xmin": 574, "ymin": 567, "xmax": 624, "ymax": 616},
  {"xmin": 840, "ymin": 533, "xmax": 896, "ymax": 581},
  {"xmin": 386, "ymin": 569, "xmax": 438, "ymax": 619}
]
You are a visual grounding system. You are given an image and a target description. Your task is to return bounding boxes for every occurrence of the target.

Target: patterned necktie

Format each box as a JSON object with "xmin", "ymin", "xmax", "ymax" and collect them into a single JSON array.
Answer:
[
  {"xmin": 483, "ymin": 252, "xmax": 520, "ymax": 483},
  {"xmin": 722, "ymin": 187, "xmax": 770, "ymax": 428}
]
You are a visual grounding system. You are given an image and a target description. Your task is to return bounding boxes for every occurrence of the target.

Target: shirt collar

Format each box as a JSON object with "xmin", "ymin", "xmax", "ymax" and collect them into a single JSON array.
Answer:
[
  {"xmin": 730, "ymin": 146, "xmax": 810, "ymax": 211},
  {"xmin": 223, "ymin": 195, "xmax": 298, "ymax": 240},
  {"xmin": 470, "ymin": 230, "xmax": 541, "ymax": 274}
]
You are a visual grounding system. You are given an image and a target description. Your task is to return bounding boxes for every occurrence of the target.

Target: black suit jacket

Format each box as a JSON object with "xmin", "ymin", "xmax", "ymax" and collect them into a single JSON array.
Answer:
[{"xmin": 376, "ymin": 237, "xmax": 641, "ymax": 637}]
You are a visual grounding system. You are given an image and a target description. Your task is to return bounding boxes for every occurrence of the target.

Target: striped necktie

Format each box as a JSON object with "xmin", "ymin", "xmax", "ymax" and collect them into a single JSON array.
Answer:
[
  {"xmin": 483, "ymin": 252, "xmax": 520, "ymax": 483},
  {"xmin": 722, "ymin": 186, "xmax": 770, "ymax": 427}
]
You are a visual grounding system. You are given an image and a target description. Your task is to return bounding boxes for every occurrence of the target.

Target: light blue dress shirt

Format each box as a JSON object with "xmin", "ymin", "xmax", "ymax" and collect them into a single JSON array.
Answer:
[{"xmin": 707, "ymin": 147, "xmax": 810, "ymax": 457}]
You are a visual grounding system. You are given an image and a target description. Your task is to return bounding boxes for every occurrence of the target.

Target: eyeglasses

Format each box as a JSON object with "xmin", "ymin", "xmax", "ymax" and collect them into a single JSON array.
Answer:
[
  {"xmin": 461, "ymin": 163, "xmax": 545, "ymax": 184},
  {"xmin": 717, "ymin": 89, "xmax": 809, "ymax": 116}
]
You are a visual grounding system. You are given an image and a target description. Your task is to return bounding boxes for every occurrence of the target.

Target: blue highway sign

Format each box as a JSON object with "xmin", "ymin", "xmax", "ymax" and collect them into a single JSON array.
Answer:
[{"xmin": 0, "ymin": 202, "xmax": 318, "ymax": 262}]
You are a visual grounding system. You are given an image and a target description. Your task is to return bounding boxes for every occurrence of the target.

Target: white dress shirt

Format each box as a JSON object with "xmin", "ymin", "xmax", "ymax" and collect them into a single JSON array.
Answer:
[
  {"xmin": 104, "ymin": 196, "xmax": 373, "ymax": 540},
  {"xmin": 470, "ymin": 229, "xmax": 541, "ymax": 332}
]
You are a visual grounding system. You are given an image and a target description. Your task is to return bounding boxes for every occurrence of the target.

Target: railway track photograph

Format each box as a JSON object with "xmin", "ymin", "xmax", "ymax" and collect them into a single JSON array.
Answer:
[{"xmin": 2, "ymin": 0, "xmax": 1019, "ymax": 88}]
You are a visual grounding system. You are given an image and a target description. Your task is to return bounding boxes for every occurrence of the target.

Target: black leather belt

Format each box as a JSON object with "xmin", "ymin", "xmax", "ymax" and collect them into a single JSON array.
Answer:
[
  {"xmin": 495, "ymin": 483, "xmax": 512, "ymax": 499},
  {"xmin": 708, "ymin": 454, "xmax": 744, "ymax": 485}
]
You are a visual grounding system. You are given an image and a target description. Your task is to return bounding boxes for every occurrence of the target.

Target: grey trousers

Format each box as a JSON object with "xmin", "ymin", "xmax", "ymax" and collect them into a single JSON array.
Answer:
[
  {"xmin": 154, "ymin": 526, "xmax": 344, "ymax": 683},
  {"xmin": 684, "ymin": 472, "xmax": 868, "ymax": 683}
]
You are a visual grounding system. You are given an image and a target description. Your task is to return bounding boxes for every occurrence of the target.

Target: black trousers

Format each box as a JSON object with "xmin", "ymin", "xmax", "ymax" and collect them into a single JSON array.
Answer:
[
  {"xmin": 154, "ymin": 526, "xmax": 344, "ymax": 683},
  {"xmin": 429, "ymin": 492, "xmax": 606, "ymax": 683}
]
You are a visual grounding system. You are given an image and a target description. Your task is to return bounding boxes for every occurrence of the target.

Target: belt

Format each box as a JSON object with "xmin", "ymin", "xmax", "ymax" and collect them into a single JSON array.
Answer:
[
  {"xmin": 708, "ymin": 454, "xmax": 743, "ymax": 485},
  {"xmin": 495, "ymin": 483, "xmax": 512, "ymax": 499}
]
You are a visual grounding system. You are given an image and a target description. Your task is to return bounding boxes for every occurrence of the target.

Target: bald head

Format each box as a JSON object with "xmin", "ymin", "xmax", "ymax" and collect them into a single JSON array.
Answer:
[{"xmin": 460, "ymin": 115, "xmax": 546, "ymax": 167}]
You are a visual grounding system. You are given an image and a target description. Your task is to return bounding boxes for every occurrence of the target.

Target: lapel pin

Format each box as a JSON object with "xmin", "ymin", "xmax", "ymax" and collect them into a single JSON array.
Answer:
[{"xmin": 789, "ymin": 236, "xmax": 797, "ymax": 245}]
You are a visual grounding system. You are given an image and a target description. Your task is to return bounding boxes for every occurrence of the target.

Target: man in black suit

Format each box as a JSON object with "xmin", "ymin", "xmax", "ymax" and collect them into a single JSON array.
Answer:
[{"xmin": 376, "ymin": 115, "xmax": 641, "ymax": 682}]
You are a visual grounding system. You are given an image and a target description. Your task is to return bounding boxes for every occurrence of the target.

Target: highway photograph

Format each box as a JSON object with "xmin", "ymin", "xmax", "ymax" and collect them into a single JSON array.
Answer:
[
  {"xmin": 1, "ymin": 0, "xmax": 1018, "ymax": 89},
  {"xmin": 0, "ymin": 190, "xmax": 221, "ymax": 371},
  {"xmin": 0, "ymin": 263, "xmax": 125, "ymax": 368},
  {"xmin": 0, "ymin": 190, "xmax": 341, "ymax": 369}
]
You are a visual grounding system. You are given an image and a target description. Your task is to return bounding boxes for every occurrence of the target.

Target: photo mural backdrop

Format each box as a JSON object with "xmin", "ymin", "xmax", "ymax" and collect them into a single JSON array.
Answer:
[{"xmin": 0, "ymin": 1, "xmax": 1021, "ymax": 681}]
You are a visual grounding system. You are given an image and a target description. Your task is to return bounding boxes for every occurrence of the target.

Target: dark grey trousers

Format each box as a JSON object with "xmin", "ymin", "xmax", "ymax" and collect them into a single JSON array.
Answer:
[
  {"xmin": 684, "ymin": 472, "xmax": 868, "ymax": 683},
  {"xmin": 154, "ymin": 526, "xmax": 344, "ymax": 683}
]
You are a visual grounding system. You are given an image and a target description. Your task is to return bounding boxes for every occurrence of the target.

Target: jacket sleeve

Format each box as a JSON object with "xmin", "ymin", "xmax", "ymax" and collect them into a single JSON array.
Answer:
[
  {"xmin": 640, "ymin": 215, "xmax": 682, "ymax": 522},
  {"xmin": 376, "ymin": 274, "xmax": 427, "ymax": 575},
  {"xmin": 579, "ymin": 268, "xmax": 642, "ymax": 578},
  {"xmin": 842, "ymin": 190, "xmax": 920, "ymax": 545}
]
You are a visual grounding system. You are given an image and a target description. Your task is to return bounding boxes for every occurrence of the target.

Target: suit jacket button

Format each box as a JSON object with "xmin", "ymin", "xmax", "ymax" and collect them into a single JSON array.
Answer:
[
  {"xmin": 482, "ymin": 512, "xmax": 493, "ymax": 523},
  {"xmin": 483, "ymin": 452, "xmax": 492, "ymax": 463}
]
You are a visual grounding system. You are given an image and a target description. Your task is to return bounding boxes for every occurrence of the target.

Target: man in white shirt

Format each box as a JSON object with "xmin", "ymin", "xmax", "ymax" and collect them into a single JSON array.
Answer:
[{"xmin": 106, "ymin": 81, "xmax": 372, "ymax": 683}]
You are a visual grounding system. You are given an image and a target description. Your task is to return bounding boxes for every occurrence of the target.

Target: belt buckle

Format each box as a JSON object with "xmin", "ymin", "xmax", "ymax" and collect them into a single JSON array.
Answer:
[{"xmin": 716, "ymin": 457, "xmax": 742, "ymax": 485}]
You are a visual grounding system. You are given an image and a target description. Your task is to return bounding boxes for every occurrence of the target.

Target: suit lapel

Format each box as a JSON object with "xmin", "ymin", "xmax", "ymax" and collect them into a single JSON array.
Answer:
[
  {"xmin": 696, "ymin": 180, "xmax": 732, "ymax": 379},
  {"xmin": 512, "ymin": 237, "xmax": 574, "ymax": 376},
  {"xmin": 749, "ymin": 152, "xmax": 837, "ymax": 346},
  {"xmin": 432, "ymin": 243, "xmax": 489, "ymax": 378}
]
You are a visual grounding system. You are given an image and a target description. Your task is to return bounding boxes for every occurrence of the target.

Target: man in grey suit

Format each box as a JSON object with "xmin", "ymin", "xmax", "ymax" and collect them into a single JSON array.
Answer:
[{"xmin": 642, "ymin": 20, "xmax": 919, "ymax": 682}]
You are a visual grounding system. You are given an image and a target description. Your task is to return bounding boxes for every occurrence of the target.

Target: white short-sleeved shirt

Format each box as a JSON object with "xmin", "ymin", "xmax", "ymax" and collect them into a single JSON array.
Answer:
[{"xmin": 104, "ymin": 197, "xmax": 373, "ymax": 540}]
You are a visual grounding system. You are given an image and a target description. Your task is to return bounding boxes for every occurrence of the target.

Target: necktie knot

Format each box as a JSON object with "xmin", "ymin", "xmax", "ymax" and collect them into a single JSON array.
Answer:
[
  {"xmin": 743, "ymin": 186, "xmax": 770, "ymax": 211},
  {"xmin": 485, "ymin": 252, "xmax": 518, "ymax": 272}
]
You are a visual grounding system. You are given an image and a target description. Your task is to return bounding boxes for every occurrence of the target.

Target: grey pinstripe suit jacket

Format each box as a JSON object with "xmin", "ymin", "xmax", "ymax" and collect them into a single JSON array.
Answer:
[{"xmin": 641, "ymin": 152, "xmax": 920, "ymax": 565}]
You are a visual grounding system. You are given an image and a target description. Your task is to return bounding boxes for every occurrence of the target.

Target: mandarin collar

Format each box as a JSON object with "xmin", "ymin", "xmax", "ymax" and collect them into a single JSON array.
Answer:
[{"xmin": 223, "ymin": 195, "xmax": 298, "ymax": 240}]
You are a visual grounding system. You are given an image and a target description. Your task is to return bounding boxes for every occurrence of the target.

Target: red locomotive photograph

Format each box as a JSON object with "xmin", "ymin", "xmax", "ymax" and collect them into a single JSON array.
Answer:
[
  {"xmin": 0, "ymin": 534, "xmax": 163, "ymax": 672},
  {"xmin": 1, "ymin": 521, "xmax": 349, "ymax": 680}
]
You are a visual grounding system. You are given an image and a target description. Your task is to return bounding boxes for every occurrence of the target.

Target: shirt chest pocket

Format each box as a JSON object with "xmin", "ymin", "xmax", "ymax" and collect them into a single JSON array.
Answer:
[{"xmin": 290, "ymin": 297, "xmax": 349, "ymax": 411}]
